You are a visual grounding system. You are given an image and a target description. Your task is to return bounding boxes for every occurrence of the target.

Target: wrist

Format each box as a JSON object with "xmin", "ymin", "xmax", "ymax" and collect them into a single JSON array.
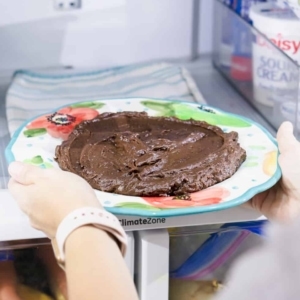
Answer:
[
  {"xmin": 52, "ymin": 203, "xmax": 102, "ymax": 238},
  {"xmin": 65, "ymin": 225, "xmax": 118, "ymax": 251},
  {"xmin": 51, "ymin": 207, "xmax": 127, "ymax": 268},
  {"xmin": 65, "ymin": 225, "xmax": 122, "ymax": 270}
]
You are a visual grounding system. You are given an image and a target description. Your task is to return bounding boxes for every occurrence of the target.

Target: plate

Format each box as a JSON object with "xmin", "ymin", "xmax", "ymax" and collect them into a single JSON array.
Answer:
[{"xmin": 5, "ymin": 98, "xmax": 281, "ymax": 217}]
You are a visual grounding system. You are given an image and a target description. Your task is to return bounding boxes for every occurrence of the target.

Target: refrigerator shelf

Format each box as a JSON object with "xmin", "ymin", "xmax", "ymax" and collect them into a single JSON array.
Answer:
[{"xmin": 0, "ymin": 56, "xmax": 272, "ymax": 242}]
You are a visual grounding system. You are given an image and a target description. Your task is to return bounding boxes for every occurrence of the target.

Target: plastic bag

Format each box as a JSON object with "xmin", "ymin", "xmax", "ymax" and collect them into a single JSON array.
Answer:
[{"xmin": 169, "ymin": 221, "xmax": 266, "ymax": 282}]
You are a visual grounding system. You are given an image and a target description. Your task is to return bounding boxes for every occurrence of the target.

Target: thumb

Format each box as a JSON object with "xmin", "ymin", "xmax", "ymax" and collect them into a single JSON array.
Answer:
[
  {"xmin": 277, "ymin": 121, "xmax": 299, "ymax": 154},
  {"xmin": 8, "ymin": 162, "xmax": 43, "ymax": 185}
]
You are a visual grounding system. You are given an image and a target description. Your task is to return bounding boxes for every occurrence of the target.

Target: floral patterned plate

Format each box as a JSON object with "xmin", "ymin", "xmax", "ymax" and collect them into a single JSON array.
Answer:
[{"xmin": 5, "ymin": 98, "xmax": 281, "ymax": 217}]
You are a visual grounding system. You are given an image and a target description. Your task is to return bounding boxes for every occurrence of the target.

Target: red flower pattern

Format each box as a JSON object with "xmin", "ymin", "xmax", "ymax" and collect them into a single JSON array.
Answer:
[
  {"xmin": 143, "ymin": 187, "xmax": 230, "ymax": 208},
  {"xmin": 26, "ymin": 107, "xmax": 99, "ymax": 140}
]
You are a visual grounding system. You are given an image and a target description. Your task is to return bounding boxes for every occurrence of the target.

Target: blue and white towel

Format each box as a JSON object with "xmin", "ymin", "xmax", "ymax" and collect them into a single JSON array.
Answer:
[{"xmin": 6, "ymin": 62, "xmax": 205, "ymax": 136}]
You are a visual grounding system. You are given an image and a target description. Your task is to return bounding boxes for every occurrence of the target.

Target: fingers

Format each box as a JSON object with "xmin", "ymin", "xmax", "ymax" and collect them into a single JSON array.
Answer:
[
  {"xmin": 8, "ymin": 178, "xmax": 30, "ymax": 214},
  {"xmin": 277, "ymin": 121, "xmax": 299, "ymax": 154},
  {"xmin": 8, "ymin": 162, "xmax": 43, "ymax": 185},
  {"xmin": 8, "ymin": 178, "xmax": 44, "ymax": 232}
]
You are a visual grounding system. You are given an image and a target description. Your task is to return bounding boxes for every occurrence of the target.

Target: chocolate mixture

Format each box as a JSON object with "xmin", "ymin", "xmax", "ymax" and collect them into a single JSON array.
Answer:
[{"xmin": 55, "ymin": 112, "xmax": 246, "ymax": 196}]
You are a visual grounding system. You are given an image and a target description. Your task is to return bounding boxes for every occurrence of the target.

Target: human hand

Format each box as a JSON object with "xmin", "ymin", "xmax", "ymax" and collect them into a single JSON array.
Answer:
[
  {"xmin": 247, "ymin": 121, "xmax": 300, "ymax": 222},
  {"xmin": 8, "ymin": 162, "xmax": 102, "ymax": 238}
]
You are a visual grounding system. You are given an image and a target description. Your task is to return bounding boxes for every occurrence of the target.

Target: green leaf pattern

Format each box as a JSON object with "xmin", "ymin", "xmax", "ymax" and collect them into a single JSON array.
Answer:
[
  {"xmin": 141, "ymin": 100, "xmax": 251, "ymax": 127},
  {"xmin": 116, "ymin": 202, "xmax": 161, "ymax": 211},
  {"xmin": 23, "ymin": 128, "xmax": 47, "ymax": 138},
  {"xmin": 70, "ymin": 101, "xmax": 105, "ymax": 109},
  {"xmin": 23, "ymin": 155, "xmax": 53, "ymax": 169}
]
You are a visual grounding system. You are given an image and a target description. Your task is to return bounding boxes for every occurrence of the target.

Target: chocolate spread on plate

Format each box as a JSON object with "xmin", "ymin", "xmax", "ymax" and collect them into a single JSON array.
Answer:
[{"xmin": 55, "ymin": 112, "xmax": 246, "ymax": 196}]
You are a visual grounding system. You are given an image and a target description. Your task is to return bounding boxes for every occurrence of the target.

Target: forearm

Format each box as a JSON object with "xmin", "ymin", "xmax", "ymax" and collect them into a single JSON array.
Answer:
[{"xmin": 65, "ymin": 226, "xmax": 138, "ymax": 300}]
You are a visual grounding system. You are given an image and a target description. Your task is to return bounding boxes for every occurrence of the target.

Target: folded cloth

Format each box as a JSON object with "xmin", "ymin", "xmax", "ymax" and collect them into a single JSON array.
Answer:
[{"xmin": 6, "ymin": 62, "xmax": 205, "ymax": 136}]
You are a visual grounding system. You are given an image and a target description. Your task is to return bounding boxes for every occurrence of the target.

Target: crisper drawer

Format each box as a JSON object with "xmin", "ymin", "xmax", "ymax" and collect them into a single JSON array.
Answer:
[
  {"xmin": 135, "ymin": 221, "xmax": 266, "ymax": 300},
  {"xmin": 0, "ymin": 243, "xmax": 68, "ymax": 300},
  {"xmin": 0, "ymin": 232, "xmax": 134, "ymax": 300}
]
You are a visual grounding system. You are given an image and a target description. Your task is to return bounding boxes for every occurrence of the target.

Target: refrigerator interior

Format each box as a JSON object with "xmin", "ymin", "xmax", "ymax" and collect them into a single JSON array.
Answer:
[
  {"xmin": 0, "ymin": 242, "xmax": 68, "ymax": 300},
  {"xmin": 0, "ymin": 233, "xmax": 134, "ymax": 300},
  {"xmin": 167, "ymin": 222, "xmax": 265, "ymax": 300},
  {"xmin": 0, "ymin": 0, "xmax": 290, "ymax": 299},
  {"xmin": 135, "ymin": 221, "xmax": 266, "ymax": 300}
]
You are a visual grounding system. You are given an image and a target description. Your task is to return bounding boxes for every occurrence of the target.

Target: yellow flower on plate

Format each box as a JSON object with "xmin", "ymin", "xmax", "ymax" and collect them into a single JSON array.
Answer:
[{"xmin": 263, "ymin": 151, "xmax": 277, "ymax": 176}]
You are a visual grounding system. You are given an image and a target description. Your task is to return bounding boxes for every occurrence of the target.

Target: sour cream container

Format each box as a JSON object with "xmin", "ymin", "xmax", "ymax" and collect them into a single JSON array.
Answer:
[{"xmin": 250, "ymin": 3, "xmax": 300, "ymax": 107}]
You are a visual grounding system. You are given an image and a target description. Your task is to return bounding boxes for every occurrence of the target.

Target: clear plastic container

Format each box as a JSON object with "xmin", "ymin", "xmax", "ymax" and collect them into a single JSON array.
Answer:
[{"xmin": 213, "ymin": 0, "xmax": 300, "ymax": 139}]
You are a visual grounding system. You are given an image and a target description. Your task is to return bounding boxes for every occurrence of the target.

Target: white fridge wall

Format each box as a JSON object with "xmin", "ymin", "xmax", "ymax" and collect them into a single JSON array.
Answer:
[
  {"xmin": 0, "ymin": 0, "xmax": 201, "ymax": 72},
  {"xmin": 0, "ymin": 0, "xmax": 126, "ymax": 26},
  {"xmin": 199, "ymin": 0, "xmax": 214, "ymax": 54}
]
